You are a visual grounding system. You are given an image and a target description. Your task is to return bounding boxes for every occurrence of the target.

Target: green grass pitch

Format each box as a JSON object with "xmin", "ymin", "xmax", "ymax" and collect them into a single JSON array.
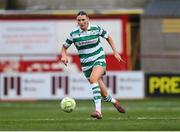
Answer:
[{"xmin": 0, "ymin": 98, "xmax": 180, "ymax": 131}]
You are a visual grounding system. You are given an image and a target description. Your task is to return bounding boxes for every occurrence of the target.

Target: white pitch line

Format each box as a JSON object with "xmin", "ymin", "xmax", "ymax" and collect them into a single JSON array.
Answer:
[
  {"xmin": 1, "ymin": 117, "xmax": 180, "ymax": 122},
  {"xmin": 76, "ymin": 106, "xmax": 180, "ymax": 111},
  {"xmin": 0, "ymin": 118, "xmax": 93, "ymax": 122},
  {"xmin": 1, "ymin": 105, "xmax": 180, "ymax": 111}
]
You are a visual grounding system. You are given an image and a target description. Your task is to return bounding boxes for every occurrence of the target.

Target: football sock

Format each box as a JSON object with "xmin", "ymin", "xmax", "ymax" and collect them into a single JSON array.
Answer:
[
  {"xmin": 91, "ymin": 83, "xmax": 102, "ymax": 114},
  {"xmin": 103, "ymin": 94, "xmax": 116, "ymax": 104}
]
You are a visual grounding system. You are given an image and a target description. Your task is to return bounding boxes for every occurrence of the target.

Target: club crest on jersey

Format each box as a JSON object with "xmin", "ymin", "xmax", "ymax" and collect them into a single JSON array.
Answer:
[{"xmin": 89, "ymin": 30, "xmax": 98, "ymax": 35}]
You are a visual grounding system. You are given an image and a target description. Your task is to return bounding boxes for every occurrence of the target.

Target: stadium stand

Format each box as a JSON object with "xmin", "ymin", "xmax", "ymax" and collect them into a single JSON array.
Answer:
[
  {"xmin": 0, "ymin": 1, "xmax": 5, "ymax": 8},
  {"xmin": 141, "ymin": 0, "xmax": 180, "ymax": 73},
  {"xmin": 6, "ymin": 0, "xmax": 149, "ymax": 10}
]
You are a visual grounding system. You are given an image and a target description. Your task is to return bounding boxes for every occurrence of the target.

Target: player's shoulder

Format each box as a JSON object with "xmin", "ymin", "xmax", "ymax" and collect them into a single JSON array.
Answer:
[
  {"xmin": 90, "ymin": 23, "xmax": 99, "ymax": 28},
  {"xmin": 89, "ymin": 23, "xmax": 100, "ymax": 30},
  {"xmin": 70, "ymin": 27, "xmax": 80, "ymax": 36}
]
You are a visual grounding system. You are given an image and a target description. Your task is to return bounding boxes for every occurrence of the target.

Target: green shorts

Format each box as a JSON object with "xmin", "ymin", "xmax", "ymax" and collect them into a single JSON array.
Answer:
[{"xmin": 83, "ymin": 61, "xmax": 106, "ymax": 79}]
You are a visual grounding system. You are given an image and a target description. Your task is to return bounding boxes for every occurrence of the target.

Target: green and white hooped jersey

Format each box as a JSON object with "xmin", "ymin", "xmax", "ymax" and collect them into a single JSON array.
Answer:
[{"xmin": 63, "ymin": 23, "xmax": 109, "ymax": 73}]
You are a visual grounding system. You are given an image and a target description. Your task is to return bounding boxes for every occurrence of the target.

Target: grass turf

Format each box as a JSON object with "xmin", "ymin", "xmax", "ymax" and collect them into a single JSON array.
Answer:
[{"xmin": 0, "ymin": 97, "xmax": 180, "ymax": 131}]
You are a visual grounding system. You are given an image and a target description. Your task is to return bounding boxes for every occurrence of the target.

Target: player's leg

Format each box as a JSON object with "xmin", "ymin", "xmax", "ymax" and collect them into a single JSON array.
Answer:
[
  {"xmin": 88, "ymin": 66, "xmax": 105, "ymax": 119},
  {"xmin": 98, "ymin": 77, "xmax": 126, "ymax": 113},
  {"xmin": 98, "ymin": 78, "xmax": 115, "ymax": 102}
]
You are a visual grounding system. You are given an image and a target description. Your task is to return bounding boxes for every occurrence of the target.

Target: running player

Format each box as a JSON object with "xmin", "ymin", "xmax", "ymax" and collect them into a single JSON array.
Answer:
[{"xmin": 61, "ymin": 11, "xmax": 125, "ymax": 119}]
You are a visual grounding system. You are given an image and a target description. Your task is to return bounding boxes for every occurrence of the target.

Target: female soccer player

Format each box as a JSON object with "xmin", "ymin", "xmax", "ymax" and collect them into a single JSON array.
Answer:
[{"xmin": 61, "ymin": 11, "xmax": 125, "ymax": 119}]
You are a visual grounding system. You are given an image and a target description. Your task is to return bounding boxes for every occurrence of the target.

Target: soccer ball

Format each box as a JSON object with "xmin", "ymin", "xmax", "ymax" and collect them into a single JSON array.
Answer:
[{"xmin": 60, "ymin": 97, "xmax": 76, "ymax": 113}]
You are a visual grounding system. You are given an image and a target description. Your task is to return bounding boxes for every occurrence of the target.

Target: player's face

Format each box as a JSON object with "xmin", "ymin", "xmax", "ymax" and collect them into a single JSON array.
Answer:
[{"xmin": 77, "ymin": 15, "xmax": 89, "ymax": 31}]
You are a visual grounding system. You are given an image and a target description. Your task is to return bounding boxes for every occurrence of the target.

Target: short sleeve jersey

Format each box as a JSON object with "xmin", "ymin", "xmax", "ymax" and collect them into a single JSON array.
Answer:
[{"xmin": 63, "ymin": 23, "xmax": 109, "ymax": 72}]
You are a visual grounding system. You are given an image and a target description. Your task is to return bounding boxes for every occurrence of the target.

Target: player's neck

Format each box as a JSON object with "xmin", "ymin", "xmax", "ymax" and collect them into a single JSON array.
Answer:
[
  {"xmin": 81, "ymin": 27, "xmax": 88, "ymax": 31},
  {"xmin": 80, "ymin": 23, "xmax": 89, "ymax": 31}
]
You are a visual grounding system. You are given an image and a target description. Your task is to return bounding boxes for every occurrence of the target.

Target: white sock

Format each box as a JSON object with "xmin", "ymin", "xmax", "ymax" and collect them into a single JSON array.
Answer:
[{"xmin": 90, "ymin": 83, "xmax": 102, "ymax": 114}]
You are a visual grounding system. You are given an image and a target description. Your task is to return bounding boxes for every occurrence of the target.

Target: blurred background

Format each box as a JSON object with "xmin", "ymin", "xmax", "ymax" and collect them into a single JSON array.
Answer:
[{"xmin": 0, "ymin": 0, "xmax": 180, "ymax": 100}]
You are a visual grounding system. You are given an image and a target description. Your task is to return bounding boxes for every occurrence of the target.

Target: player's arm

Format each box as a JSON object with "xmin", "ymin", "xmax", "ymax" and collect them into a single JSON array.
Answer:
[
  {"xmin": 61, "ymin": 46, "xmax": 68, "ymax": 66},
  {"xmin": 98, "ymin": 26, "xmax": 123, "ymax": 62},
  {"xmin": 61, "ymin": 34, "xmax": 73, "ymax": 66},
  {"xmin": 106, "ymin": 35, "xmax": 123, "ymax": 62}
]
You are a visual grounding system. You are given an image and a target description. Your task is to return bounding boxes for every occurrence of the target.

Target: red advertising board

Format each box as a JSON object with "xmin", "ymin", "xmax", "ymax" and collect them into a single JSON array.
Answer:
[{"xmin": 0, "ymin": 14, "xmax": 129, "ymax": 72}]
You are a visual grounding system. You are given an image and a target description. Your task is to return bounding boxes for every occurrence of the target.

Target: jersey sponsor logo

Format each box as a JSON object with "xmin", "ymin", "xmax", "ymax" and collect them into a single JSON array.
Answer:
[{"xmin": 75, "ymin": 39, "xmax": 98, "ymax": 46}]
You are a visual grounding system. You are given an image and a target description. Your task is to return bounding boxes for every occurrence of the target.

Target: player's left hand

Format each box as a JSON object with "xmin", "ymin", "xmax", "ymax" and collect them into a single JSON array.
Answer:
[{"xmin": 114, "ymin": 51, "xmax": 125, "ymax": 63}]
